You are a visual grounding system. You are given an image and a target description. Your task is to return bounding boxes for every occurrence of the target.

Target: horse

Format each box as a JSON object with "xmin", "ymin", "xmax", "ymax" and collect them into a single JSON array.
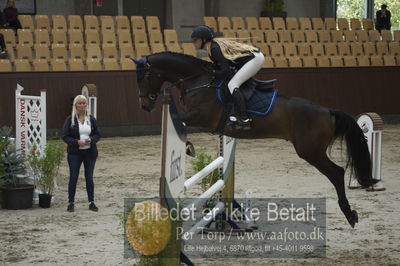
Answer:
[{"xmin": 131, "ymin": 52, "xmax": 378, "ymax": 228}]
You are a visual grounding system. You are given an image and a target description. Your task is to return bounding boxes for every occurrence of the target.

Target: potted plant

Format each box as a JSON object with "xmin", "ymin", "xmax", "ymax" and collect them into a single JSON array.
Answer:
[
  {"xmin": 0, "ymin": 126, "xmax": 33, "ymax": 210},
  {"xmin": 28, "ymin": 142, "xmax": 64, "ymax": 208},
  {"xmin": 261, "ymin": 0, "xmax": 287, "ymax": 18}
]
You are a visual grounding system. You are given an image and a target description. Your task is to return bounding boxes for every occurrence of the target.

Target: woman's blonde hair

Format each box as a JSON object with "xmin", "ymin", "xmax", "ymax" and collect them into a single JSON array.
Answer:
[
  {"xmin": 209, "ymin": 38, "xmax": 259, "ymax": 61},
  {"xmin": 71, "ymin": 95, "xmax": 89, "ymax": 127}
]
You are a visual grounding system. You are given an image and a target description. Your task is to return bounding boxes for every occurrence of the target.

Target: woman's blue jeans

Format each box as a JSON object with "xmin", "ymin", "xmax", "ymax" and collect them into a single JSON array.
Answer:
[{"xmin": 67, "ymin": 149, "xmax": 97, "ymax": 203}]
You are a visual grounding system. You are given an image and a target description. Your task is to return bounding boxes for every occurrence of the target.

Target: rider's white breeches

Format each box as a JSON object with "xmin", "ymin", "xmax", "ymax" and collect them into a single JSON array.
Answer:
[{"xmin": 228, "ymin": 52, "xmax": 265, "ymax": 94}]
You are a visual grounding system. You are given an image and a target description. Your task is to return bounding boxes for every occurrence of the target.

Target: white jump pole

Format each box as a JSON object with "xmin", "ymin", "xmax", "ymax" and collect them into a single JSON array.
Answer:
[{"xmin": 184, "ymin": 156, "xmax": 224, "ymax": 191}]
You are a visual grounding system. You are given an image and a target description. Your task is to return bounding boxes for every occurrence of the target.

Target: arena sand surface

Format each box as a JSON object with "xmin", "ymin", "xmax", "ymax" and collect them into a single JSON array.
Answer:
[{"xmin": 1, "ymin": 125, "xmax": 399, "ymax": 266}]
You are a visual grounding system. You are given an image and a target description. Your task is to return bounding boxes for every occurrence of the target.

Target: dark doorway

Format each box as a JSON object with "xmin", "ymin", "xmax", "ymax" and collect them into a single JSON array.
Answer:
[{"xmin": 123, "ymin": 0, "xmax": 166, "ymax": 29}]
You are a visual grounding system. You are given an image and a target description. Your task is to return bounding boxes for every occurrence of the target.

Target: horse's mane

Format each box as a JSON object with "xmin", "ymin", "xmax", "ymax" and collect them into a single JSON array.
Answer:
[{"xmin": 148, "ymin": 52, "xmax": 213, "ymax": 72}]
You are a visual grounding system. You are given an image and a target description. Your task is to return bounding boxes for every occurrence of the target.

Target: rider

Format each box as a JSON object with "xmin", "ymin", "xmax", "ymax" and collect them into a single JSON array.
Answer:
[{"xmin": 191, "ymin": 25, "xmax": 265, "ymax": 130}]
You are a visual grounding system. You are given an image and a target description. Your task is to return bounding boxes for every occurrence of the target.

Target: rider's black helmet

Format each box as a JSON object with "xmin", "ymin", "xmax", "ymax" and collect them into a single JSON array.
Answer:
[{"xmin": 191, "ymin": 26, "xmax": 214, "ymax": 41}]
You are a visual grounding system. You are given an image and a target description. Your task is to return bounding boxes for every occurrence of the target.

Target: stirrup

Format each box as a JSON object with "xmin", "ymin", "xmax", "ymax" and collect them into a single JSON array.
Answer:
[{"xmin": 228, "ymin": 116, "xmax": 252, "ymax": 130}]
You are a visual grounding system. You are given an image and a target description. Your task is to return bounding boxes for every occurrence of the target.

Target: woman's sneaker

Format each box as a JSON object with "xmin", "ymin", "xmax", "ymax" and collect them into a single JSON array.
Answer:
[
  {"xmin": 67, "ymin": 203, "xmax": 74, "ymax": 212},
  {"xmin": 89, "ymin": 202, "xmax": 98, "ymax": 212}
]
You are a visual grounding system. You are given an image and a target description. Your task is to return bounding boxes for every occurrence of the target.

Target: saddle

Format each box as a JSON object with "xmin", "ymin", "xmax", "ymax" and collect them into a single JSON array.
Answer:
[{"xmin": 240, "ymin": 78, "xmax": 277, "ymax": 100}]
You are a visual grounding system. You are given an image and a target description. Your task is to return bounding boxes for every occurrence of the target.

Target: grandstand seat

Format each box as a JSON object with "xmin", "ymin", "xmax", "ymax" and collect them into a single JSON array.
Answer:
[
  {"xmin": 325, "ymin": 43, "xmax": 338, "ymax": 56},
  {"xmin": 316, "ymin": 56, "xmax": 330, "ymax": 67},
  {"xmin": 102, "ymin": 30, "xmax": 117, "ymax": 45},
  {"xmin": 331, "ymin": 30, "xmax": 344, "ymax": 42},
  {"xmin": 18, "ymin": 29, "xmax": 34, "ymax": 46},
  {"xmin": 388, "ymin": 42, "xmax": 400, "ymax": 55},
  {"xmin": 52, "ymin": 30, "xmax": 67, "ymax": 45},
  {"xmin": 311, "ymin": 43, "xmax": 325, "ymax": 56},
  {"xmin": 149, "ymin": 30, "xmax": 164, "ymax": 45},
  {"xmin": 68, "ymin": 15, "xmax": 83, "ymax": 31},
  {"xmin": 363, "ymin": 42, "xmax": 376, "ymax": 56},
  {"xmin": 350, "ymin": 18, "xmax": 362, "ymax": 30},
  {"xmin": 33, "ymin": 59, "xmax": 49, "ymax": 71},
  {"xmin": 383, "ymin": 55, "xmax": 396, "ymax": 66},
  {"xmin": 118, "ymin": 30, "xmax": 133, "ymax": 46},
  {"xmin": 69, "ymin": 58, "xmax": 85, "ymax": 71},
  {"xmin": 246, "ymin": 17, "xmax": 259, "ymax": 30},
  {"xmin": 394, "ymin": 31, "xmax": 400, "ymax": 42},
  {"xmin": 283, "ymin": 43, "xmax": 297, "ymax": 57},
  {"xmin": 362, "ymin": 18, "xmax": 374, "ymax": 30},
  {"xmin": 19, "ymin": 15, "xmax": 34, "ymax": 31},
  {"xmin": 86, "ymin": 58, "xmax": 102, "ymax": 71},
  {"xmin": 116, "ymin": 16, "xmax": 130, "ymax": 30},
  {"xmin": 263, "ymin": 57, "xmax": 273, "ymax": 68},
  {"xmin": 274, "ymin": 57, "xmax": 288, "ymax": 67},
  {"xmin": 232, "ymin": 17, "xmax": 245, "ymax": 30},
  {"xmin": 270, "ymin": 43, "xmax": 284, "ymax": 57},
  {"xmin": 34, "ymin": 44, "xmax": 51, "ymax": 61},
  {"xmin": 103, "ymin": 58, "xmax": 120, "ymax": 70},
  {"xmin": 288, "ymin": 56, "xmax": 302, "ymax": 67},
  {"xmin": 369, "ymin": 30, "xmax": 381, "ymax": 42},
  {"xmin": 317, "ymin": 30, "xmax": 331, "ymax": 43},
  {"xmin": 35, "ymin": 29, "xmax": 50, "ymax": 46},
  {"xmin": 136, "ymin": 45, "xmax": 151, "ymax": 58},
  {"xmin": 15, "ymin": 59, "xmax": 31, "ymax": 71},
  {"xmin": 356, "ymin": 30, "xmax": 369, "ymax": 42},
  {"xmin": 16, "ymin": 44, "xmax": 33, "ymax": 61},
  {"xmin": 166, "ymin": 43, "xmax": 182, "ymax": 53},
  {"xmin": 52, "ymin": 15, "xmax": 67, "ymax": 31},
  {"xmin": 250, "ymin": 30, "xmax": 265, "ymax": 44},
  {"xmin": 370, "ymin": 55, "xmax": 383, "ymax": 66},
  {"xmin": 133, "ymin": 30, "xmax": 148, "ymax": 46},
  {"xmin": 343, "ymin": 30, "xmax": 357, "ymax": 42},
  {"xmin": 292, "ymin": 31, "xmax": 305, "ymax": 43},
  {"xmin": 337, "ymin": 43, "xmax": 351, "ymax": 56},
  {"xmin": 203, "ymin": 16, "xmax": 218, "ymax": 32},
  {"xmin": 272, "ymin": 17, "xmax": 285, "ymax": 30},
  {"xmin": 277, "ymin": 30, "xmax": 291, "ymax": 43},
  {"xmin": 381, "ymin": 30, "xmax": 393, "ymax": 42},
  {"xmin": 35, "ymin": 15, "xmax": 50, "ymax": 30},
  {"xmin": 299, "ymin": 17, "xmax": 312, "ymax": 30},
  {"xmin": 297, "ymin": 43, "xmax": 311, "ymax": 57},
  {"xmin": 257, "ymin": 43, "xmax": 269, "ymax": 56},
  {"xmin": 103, "ymin": 45, "xmax": 118, "ymax": 59},
  {"xmin": 69, "ymin": 30, "xmax": 84, "ymax": 45},
  {"xmin": 70, "ymin": 44, "xmax": 85, "ymax": 59},
  {"xmin": 305, "ymin": 31, "xmax": 318, "ymax": 43},
  {"xmin": 396, "ymin": 55, "xmax": 400, "ymax": 65},
  {"xmin": 151, "ymin": 43, "xmax": 165, "ymax": 53},
  {"xmin": 218, "ymin": 17, "xmax": 231, "ymax": 31},
  {"xmin": 51, "ymin": 44, "xmax": 68, "ymax": 61},
  {"xmin": 311, "ymin": 17, "xmax": 324, "ymax": 30},
  {"xmin": 100, "ymin": 16, "xmax": 115, "ymax": 31},
  {"xmin": 146, "ymin": 16, "xmax": 161, "ymax": 31},
  {"xmin": 222, "ymin": 30, "xmax": 236, "ymax": 38},
  {"xmin": 236, "ymin": 30, "xmax": 251, "ymax": 44},
  {"xmin": 324, "ymin": 18, "xmax": 336, "ymax": 30},
  {"xmin": 286, "ymin": 17, "xmax": 299, "ymax": 30},
  {"xmin": 350, "ymin": 42, "xmax": 364, "ymax": 56},
  {"xmin": 302, "ymin": 57, "xmax": 316, "ymax": 67},
  {"xmin": 87, "ymin": 45, "xmax": 102, "ymax": 60},
  {"xmin": 164, "ymin": 29, "xmax": 179, "ymax": 45},
  {"xmin": 330, "ymin": 56, "xmax": 343, "ymax": 67},
  {"xmin": 120, "ymin": 45, "xmax": 135, "ymax": 60},
  {"xmin": 259, "ymin": 17, "xmax": 272, "ymax": 30},
  {"xmin": 357, "ymin": 56, "xmax": 370, "ymax": 66},
  {"xmin": 0, "ymin": 59, "xmax": 12, "ymax": 72},
  {"xmin": 343, "ymin": 56, "xmax": 357, "ymax": 67},
  {"xmin": 376, "ymin": 42, "xmax": 389, "ymax": 55},
  {"xmin": 121, "ymin": 58, "xmax": 136, "ymax": 70},
  {"xmin": 84, "ymin": 15, "xmax": 99, "ymax": 31},
  {"xmin": 337, "ymin": 18, "xmax": 349, "ymax": 31},
  {"xmin": 265, "ymin": 30, "xmax": 278, "ymax": 43},
  {"xmin": 0, "ymin": 29, "xmax": 16, "ymax": 48},
  {"xmin": 182, "ymin": 43, "xmax": 196, "ymax": 57},
  {"xmin": 85, "ymin": 30, "xmax": 100, "ymax": 46},
  {"xmin": 131, "ymin": 16, "xmax": 146, "ymax": 31}
]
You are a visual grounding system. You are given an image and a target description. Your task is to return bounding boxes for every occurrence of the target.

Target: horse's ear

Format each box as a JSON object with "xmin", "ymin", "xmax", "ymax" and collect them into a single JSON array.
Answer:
[{"xmin": 130, "ymin": 58, "xmax": 142, "ymax": 65}]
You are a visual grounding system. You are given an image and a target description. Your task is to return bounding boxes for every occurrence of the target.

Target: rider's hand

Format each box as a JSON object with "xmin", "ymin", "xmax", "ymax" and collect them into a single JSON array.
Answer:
[{"xmin": 77, "ymin": 140, "xmax": 86, "ymax": 146}]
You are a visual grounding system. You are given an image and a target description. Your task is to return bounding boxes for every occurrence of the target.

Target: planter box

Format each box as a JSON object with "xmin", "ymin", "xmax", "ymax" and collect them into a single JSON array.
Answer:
[{"xmin": 1, "ymin": 184, "xmax": 34, "ymax": 209}]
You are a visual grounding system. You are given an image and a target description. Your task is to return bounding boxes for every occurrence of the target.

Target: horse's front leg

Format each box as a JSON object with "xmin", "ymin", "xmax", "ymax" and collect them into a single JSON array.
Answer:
[{"xmin": 180, "ymin": 110, "xmax": 201, "ymax": 158}]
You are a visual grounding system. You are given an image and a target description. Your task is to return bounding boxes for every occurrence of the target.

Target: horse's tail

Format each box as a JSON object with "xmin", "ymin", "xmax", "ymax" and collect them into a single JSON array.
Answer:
[{"xmin": 330, "ymin": 109, "xmax": 373, "ymax": 187}]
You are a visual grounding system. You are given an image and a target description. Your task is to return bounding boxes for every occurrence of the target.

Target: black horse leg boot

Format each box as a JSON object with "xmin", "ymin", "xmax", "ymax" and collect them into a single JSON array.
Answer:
[{"xmin": 229, "ymin": 88, "xmax": 252, "ymax": 130}]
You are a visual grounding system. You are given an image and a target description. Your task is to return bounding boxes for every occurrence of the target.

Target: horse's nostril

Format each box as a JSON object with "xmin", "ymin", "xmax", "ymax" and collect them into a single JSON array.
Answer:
[{"xmin": 141, "ymin": 105, "xmax": 150, "ymax": 112}]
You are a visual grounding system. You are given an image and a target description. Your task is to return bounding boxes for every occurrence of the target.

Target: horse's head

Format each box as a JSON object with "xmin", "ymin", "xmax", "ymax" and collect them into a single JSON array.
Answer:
[{"xmin": 131, "ymin": 57, "xmax": 164, "ymax": 112}]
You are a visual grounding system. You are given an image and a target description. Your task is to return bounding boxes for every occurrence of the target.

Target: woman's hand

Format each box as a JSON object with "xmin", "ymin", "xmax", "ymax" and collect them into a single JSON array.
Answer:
[
  {"xmin": 77, "ymin": 140, "xmax": 87, "ymax": 146},
  {"xmin": 85, "ymin": 138, "xmax": 91, "ymax": 145}
]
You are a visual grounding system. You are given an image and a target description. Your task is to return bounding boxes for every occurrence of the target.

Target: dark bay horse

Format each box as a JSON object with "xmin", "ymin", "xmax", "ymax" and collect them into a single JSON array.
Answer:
[{"xmin": 132, "ymin": 52, "xmax": 377, "ymax": 228}]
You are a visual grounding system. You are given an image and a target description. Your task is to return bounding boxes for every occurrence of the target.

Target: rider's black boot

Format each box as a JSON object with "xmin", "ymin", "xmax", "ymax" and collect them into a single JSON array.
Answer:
[{"xmin": 228, "ymin": 88, "xmax": 251, "ymax": 130}]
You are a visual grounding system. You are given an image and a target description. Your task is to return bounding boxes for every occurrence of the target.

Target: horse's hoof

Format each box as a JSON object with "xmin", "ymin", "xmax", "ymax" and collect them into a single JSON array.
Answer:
[
  {"xmin": 185, "ymin": 141, "xmax": 195, "ymax": 157},
  {"xmin": 348, "ymin": 210, "xmax": 358, "ymax": 228}
]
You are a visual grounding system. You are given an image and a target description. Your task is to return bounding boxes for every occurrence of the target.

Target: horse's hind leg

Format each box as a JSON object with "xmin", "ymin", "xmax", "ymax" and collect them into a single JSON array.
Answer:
[{"xmin": 295, "ymin": 144, "xmax": 358, "ymax": 228}]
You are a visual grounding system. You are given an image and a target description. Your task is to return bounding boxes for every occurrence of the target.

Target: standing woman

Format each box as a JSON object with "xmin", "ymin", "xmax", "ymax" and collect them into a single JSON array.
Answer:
[
  {"xmin": 3, "ymin": 0, "xmax": 22, "ymax": 30},
  {"xmin": 62, "ymin": 95, "xmax": 100, "ymax": 212}
]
